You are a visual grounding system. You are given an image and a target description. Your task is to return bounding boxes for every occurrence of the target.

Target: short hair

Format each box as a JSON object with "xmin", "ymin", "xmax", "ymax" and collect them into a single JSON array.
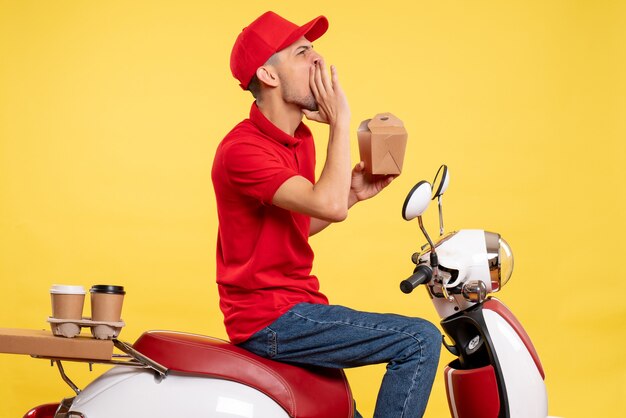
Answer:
[
  {"xmin": 246, "ymin": 53, "xmax": 280, "ymax": 99},
  {"xmin": 247, "ymin": 74, "xmax": 262, "ymax": 99}
]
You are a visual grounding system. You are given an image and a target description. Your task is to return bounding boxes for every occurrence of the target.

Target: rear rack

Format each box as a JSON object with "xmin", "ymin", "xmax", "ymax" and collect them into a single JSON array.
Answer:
[{"xmin": 32, "ymin": 339, "xmax": 168, "ymax": 394}]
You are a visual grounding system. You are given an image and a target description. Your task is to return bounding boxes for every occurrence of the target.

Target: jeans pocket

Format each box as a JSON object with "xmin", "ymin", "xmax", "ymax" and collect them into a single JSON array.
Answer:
[{"xmin": 266, "ymin": 328, "xmax": 277, "ymax": 358}]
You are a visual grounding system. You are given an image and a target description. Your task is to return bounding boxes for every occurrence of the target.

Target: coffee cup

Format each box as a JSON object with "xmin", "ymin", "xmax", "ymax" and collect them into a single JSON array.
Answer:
[
  {"xmin": 50, "ymin": 285, "xmax": 86, "ymax": 320},
  {"xmin": 90, "ymin": 285, "xmax": 125, "ymax": 322}
]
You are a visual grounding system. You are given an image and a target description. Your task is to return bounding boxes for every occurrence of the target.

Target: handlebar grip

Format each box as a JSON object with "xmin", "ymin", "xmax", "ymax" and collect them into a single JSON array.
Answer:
[{"xmin": 400, "ymin": 265, "xmax": 433, "ymax": 294}]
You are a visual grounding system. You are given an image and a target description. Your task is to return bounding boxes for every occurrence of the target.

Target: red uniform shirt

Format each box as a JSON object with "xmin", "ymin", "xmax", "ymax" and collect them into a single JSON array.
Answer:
[{"xmin": 212, "ymin": 102, "xmax": 329, "ymax": 344}]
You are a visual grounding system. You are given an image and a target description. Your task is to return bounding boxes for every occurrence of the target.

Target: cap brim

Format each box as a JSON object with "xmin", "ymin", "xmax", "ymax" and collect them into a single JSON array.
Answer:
[{"xmin": 279, "ymin": 15, "xmax": 328, "ymax": 51}]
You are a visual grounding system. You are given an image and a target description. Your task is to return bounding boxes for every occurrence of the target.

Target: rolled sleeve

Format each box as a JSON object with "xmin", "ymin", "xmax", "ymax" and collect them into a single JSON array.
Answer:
[{"xmin": 222, "ymin": 141, "xmax": 298, "ymax": 205}]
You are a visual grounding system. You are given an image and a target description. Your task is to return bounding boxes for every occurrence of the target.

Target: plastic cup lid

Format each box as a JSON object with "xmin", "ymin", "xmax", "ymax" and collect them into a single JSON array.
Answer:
[
  {"xmin": 50, "ymin": 285, "xmax": 86, "ymax": 295},
  {"xmin": 90, "ymin": 284, "xmax": 126, "ymax": 295}
]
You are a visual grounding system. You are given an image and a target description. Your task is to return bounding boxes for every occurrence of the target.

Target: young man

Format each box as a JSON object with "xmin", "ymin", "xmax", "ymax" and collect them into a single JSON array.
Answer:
[{"xmin": 212, "ymin": 11, "xmax": 441, "ymax": 417}]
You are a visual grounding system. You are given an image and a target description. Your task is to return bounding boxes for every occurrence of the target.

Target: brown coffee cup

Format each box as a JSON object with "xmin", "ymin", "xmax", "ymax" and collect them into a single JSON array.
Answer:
[
  {"xmin": 50, "ymin": 285, "xmax": 86, "ymax": 320},
  {"xmin": 90, "ymin": 285, "xmax": 125, "ymax": 322}
]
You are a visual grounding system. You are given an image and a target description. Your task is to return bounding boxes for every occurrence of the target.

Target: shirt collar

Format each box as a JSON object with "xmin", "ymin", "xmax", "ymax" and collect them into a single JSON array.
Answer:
[{"xmin": 249, "ymin": 102, "xmax": 311, "ymax": 147}]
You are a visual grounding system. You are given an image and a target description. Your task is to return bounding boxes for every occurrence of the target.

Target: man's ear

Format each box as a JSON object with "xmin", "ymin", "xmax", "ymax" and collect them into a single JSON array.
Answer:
[{"xmin": 256, "ymin": 65, "xmax": 279, "ymax": 88}]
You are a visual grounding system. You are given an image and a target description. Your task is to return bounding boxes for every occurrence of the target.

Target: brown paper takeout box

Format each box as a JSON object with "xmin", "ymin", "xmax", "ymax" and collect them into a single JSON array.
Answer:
[
  {"xmin": 357, "ymin": 113, "xmax": 408, "ymax": 175},
  {"xmin": 0, "ymin": 328, "xmax": 114, "ymax": 361}
]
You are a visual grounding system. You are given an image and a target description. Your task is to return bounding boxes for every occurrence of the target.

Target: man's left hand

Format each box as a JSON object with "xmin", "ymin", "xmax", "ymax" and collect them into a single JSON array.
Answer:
[{"xmin": 349, "ymin": 161, "xmax": 397, "ymax": 206}]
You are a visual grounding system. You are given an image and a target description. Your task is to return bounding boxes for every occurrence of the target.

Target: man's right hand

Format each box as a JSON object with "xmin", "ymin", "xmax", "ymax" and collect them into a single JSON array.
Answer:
[
  {"xmin": 273, "ymin": 61, "xmax": 352, "ymax": 224},
  {"xmin": 302, "ymin": 61, "xmax": 350, "ymax": 127}
]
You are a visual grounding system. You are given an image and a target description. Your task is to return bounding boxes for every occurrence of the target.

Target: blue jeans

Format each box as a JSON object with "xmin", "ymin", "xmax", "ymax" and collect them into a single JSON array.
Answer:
[{"xmin": 238, "ymin": 303, "xmax": 441, "ymax": 418}]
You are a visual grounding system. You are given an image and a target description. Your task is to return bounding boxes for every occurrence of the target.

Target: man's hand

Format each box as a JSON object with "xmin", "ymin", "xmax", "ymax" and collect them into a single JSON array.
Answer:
[
  {"xmin": 349, "ymin": 161, "xmax": 397, "ymax": 206},
  {"xmin": 302, "ymin": 61, "xmax": 350, "ymax": 126}
]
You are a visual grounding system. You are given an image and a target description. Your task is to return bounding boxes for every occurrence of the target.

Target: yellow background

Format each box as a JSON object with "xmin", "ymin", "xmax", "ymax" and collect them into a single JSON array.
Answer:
[{"xmin": 1, "ymin": 0, "xmax": 624, "ymax": 416}]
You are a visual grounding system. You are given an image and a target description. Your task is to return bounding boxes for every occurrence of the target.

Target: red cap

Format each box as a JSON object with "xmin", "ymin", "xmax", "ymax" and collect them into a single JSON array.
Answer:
[{"xmin": 230, "ymin": 11, "xmax": 329, "ymax": 90}]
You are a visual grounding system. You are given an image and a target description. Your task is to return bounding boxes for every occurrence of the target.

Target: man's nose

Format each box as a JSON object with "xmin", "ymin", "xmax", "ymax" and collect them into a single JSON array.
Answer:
[{"xmin": 311, "ymin": 51, "xmax": 323, "ymax": 64}]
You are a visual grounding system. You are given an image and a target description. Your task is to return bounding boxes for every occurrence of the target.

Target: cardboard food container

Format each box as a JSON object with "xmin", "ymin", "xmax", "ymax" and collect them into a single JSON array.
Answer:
[
  {"xmin": 357, "ymin": 113, "xmax": 408, "ymax": 175},
  {"xmin": 0, "ymin": 328, "xmax": 114, "ymax": 361}
]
